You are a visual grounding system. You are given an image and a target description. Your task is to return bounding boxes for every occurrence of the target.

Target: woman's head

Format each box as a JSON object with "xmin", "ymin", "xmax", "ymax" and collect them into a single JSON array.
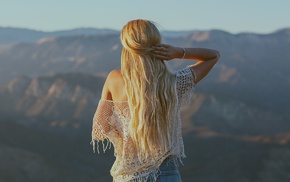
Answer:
[
  {"xmin": 120, "ymin": 19, "xmax": 161, "ymax": 55},
  {"xmin": 120, "ymin": 19, "xmax": 163, "ymax": 78}
]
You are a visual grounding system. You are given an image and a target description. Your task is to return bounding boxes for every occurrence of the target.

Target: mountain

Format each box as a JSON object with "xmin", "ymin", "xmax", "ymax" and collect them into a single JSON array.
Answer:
[
  {"xmin": 2, "ymin": 70, "xmax": 289, "ymax": 136},
  {"xmin": 0, "ymin": 26, "xmax": 119, "ymax": 45},
  {"xmin": 1, "ymin": 27, "xmax": 290, "ymax": 134},
  {"xmin": 0, "ymin": 72, "xmax": 104, "ymax": 133},
  {"xmin": 1, "ymin": 27, "xmax": 290, "ymax": 182},
  {"xmin": 0, "ymin": 28, "xmax": 289, "ymax": 111},
  {"xmin": 1, "ymin": 73, "xmax": 290, "ymax": 182},
  {"xmin": 0, "ymin": 34, "xmax": 121, "ymax": 85}
]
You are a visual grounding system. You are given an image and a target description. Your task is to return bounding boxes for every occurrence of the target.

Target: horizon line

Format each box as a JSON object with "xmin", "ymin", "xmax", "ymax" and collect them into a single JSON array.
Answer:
[{"xmin": 0, "ymin": 25, "xmax": 289, "ymax": 35}]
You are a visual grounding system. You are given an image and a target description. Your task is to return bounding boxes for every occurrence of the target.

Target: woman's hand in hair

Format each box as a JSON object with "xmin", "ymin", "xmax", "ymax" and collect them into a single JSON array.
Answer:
[{"xmin": 152, "ymin": 44, "xmax": 183, "ymax": 61}]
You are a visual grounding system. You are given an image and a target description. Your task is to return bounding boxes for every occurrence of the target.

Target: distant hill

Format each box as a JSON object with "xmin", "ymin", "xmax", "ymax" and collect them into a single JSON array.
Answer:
[
  {"xmin": 1, "ymin": 27, "xmax": 289, "ymax": 132},
  {"xmin": 0, "ymin": 72, "xmax": 104, "ymax": 133},
  {"xmin": 0, "ymin": 27, "xmax": 119, "ymax": 45},
  {"xmin": 0, "ymin": 71, "xmax": 289, "ymax": 137},
  {"xmin": 0, "ymin": 34, "xmax": 121, "ymax": 85},
  {"xmin": 0, "ymin": 26, "xmax": 203, "ymax": 45},
  {"xmin": 0, "ymin": 28, "xmax": 289, "ymax": 111}
]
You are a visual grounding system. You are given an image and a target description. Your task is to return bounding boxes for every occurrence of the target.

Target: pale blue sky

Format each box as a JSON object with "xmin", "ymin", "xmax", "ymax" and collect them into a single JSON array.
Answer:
[{"xmin": 0, "ymin": 0, "xmax": 289, "ymax": 34}]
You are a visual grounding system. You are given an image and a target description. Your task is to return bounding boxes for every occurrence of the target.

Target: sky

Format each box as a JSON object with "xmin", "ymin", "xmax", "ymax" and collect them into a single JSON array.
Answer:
[{"xmin": 0, "ymin": 0, "xmax": 289, "ymax": 34}]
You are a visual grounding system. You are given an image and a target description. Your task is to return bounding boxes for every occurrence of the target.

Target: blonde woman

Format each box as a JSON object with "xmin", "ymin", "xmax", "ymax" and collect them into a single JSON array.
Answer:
[{"xmin": 91, "ymin": 19, "xmax": 220, "ymax": 182}]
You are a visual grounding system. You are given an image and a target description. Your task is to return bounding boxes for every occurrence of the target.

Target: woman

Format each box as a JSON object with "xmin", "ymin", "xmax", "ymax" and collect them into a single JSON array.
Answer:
[{"xmin": 91, "ymin": 19, "xmax": 220, "ymax": 182}]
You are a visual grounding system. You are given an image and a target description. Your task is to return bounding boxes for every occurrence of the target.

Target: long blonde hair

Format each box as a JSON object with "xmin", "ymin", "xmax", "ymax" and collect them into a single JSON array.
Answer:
[{"xmin": 120, "ymin": 19, "xmax": 178, "ymax": 158}]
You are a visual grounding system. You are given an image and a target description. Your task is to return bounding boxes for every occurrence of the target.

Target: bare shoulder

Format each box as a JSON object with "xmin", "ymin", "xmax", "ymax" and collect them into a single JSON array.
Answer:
[
  {"xmin": 105, "ymin": 69, "xmax": 125, "ymax": 90},
  {"xmin": 104, "ymin": 70, "xmax": 126, "ymax": 101},
  {"xmin": 106, "ymin": 70, "xmax": 123, "ymax": 83},
  {"xmin": 108, "ymin": 69, "xmax": 122, "ymax": 77},
  {"xmin": 101, "ymin": 70, "xmax": 124, "ymax": 100}
]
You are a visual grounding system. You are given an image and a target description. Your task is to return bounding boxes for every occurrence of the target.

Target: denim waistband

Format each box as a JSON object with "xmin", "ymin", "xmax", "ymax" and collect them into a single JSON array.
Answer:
[{"xmin": 158, "ymin": 156, "xmax": 178, "ymax": 171}]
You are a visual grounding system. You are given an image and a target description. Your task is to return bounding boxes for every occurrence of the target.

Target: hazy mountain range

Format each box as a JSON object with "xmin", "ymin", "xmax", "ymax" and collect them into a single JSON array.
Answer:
[
  {"xmin": 0, "ymin": 27, "xmax": 120, "ymax": 45},
  {"xmin": 0, "ymin": 27, "xmax": 290, "ymax": 182}
]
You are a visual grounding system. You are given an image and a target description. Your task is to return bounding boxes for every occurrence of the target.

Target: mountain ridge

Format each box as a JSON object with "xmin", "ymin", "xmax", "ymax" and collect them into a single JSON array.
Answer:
[
  {"xmin": 0, "ymin": 26, "xmax": 119, "ymax": 45},
  {"xmin": 0, "ymin": 28, "xmax": 289, "ymax": 113},
  {"xmin": 1, "ymin": 26, "xmax": 289, "ymax": 45}
]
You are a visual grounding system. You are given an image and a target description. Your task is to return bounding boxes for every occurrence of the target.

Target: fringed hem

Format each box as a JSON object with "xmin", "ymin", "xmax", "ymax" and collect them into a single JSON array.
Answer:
[{"xmin": 90, "ymin": 139, "xmax": 112, "ymax": 154}]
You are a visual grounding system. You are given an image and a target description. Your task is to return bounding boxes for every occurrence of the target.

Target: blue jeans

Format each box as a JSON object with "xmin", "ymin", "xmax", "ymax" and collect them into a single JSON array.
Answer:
[
  {"xmin": 148, "ymin": 156, "xmax": 182, "ymax": 182},
  {"xmin": 128, "ymin": 156, "xmax": 182, "ymax": 182}
]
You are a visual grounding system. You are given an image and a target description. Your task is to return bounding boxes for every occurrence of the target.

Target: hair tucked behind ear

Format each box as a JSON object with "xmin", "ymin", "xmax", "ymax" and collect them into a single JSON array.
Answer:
[{"xmin": 120, "ymin": 19, "xmax": 178, "ymax": 159}]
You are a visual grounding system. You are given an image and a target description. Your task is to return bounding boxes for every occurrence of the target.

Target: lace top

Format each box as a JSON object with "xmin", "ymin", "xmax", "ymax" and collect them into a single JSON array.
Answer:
[{"xmin": 91, "ymin": 67, "xmax": 196, "ymax": 181}]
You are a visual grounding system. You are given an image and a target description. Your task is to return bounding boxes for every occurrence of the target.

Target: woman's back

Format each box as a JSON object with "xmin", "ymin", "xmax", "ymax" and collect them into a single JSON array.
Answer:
[{"xmin": 92, "ymin": 66, "xmax": 196, "ymax": 181}]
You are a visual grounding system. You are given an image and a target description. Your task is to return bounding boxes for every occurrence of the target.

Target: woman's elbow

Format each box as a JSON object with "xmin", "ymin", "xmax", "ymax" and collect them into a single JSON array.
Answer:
[
  {"xmin": 212, "ymin": 50, "xmax": 220, "ymax": 64},
  {"xmin": 215, "ymin": 50, "xmax": 220, "ymax": 61}
]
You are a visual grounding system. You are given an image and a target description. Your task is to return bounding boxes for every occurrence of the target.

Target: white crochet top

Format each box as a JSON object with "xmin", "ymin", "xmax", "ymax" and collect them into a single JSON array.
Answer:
[{"xmin": 91, "ymin": 67, "xmax": 196, "ymax": 181}]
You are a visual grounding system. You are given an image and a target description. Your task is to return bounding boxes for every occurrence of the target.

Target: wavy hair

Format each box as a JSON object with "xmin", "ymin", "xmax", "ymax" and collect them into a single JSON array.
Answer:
[{"xmin": 120, "ymin": 19, "xmax": 178, "ymax": 159}]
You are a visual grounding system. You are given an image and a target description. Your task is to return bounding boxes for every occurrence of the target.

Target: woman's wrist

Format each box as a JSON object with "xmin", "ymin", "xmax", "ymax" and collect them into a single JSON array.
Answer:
[
  {"xmin": 177, "ymin": 47, "xmax": 186, "ymax": 59},
  {"xmin": 181, "ymin": 48, "xmax": 186, "ymax": 59},
  {"xmin": 176, "ymin": 47, "xmax": 185, "ymax": 59}
]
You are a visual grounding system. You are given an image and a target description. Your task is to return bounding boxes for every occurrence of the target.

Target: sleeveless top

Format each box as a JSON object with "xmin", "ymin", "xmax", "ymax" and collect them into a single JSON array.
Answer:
[{"xmin": 91, "ymin": 66, "xmax": 196, "ymax": 181}]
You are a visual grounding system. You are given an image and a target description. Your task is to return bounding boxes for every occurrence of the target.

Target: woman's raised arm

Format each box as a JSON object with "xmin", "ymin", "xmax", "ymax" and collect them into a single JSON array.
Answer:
[{"xmin": 153, "ymin": 44, "xmax": 220, "ymax": 84}]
